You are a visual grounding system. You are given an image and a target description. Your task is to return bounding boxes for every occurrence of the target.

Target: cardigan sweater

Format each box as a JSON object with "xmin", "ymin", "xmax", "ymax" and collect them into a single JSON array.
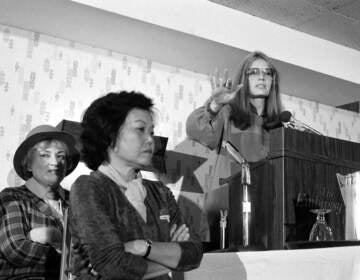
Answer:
[{"xmin": 69, "ymin": 171, "xmax": 203, "ymax": 280}]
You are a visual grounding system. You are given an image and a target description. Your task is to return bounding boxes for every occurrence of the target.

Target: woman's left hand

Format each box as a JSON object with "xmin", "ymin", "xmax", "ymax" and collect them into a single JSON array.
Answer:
[{"xmin": 124, "ymin": 240, "xmax": 147, "ymax": 256}]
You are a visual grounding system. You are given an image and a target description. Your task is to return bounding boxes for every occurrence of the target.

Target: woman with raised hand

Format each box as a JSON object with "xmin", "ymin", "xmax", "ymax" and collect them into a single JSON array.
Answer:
[
  {"xmin": 186, "ymin": 51, "xmax": 283, "ymax": 246},
  {"xmin": 69, "ymin": 91, "xmax": 203, "ymax": 279},
  {"xmin": 187, "ymin": 50, "xmax": 283, "ymax": 160}
]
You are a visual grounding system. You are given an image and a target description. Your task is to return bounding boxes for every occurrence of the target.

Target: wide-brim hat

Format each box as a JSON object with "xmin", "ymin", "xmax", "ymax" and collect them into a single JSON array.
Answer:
[{"xmin": 13, "ymin": 125, "xmax": 80, "ymax": 180}]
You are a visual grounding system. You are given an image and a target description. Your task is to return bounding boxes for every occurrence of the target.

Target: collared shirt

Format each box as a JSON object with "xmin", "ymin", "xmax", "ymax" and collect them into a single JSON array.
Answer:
[
  {"xmin": 98, "ymin": 163, "xmax": 147, "ymax": 222},
  {"xmin": 0, "ymin": 185, "xmax": 67, "ymax": 280},
  {"xmin": 26, "ymin": 178, "xmax": 64, "ymax": 226}
]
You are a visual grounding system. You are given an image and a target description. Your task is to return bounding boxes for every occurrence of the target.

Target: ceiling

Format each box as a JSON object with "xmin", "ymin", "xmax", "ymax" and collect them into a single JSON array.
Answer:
[{"xmin": 210, "ymin": 0, "xmax": 360, "ymax": 51}]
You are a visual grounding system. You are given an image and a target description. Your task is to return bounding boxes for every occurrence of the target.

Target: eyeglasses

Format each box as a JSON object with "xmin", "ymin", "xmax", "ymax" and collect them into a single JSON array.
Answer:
[{"xmin": 246, "ymin": 68, "xmax": 274, "ymax": 77}]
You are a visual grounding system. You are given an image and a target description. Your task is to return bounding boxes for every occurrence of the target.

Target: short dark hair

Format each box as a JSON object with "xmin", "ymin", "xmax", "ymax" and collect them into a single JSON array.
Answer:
[{"xmin": 80, "ymin": 91, "xmax": 154, "ymax": 170}]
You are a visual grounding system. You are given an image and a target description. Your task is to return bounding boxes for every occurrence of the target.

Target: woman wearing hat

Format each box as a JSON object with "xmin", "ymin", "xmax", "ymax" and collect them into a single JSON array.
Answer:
[
  {"xmin": 0, "ymin": 124, "xmax": 80, "ymax": 279},
  {"xmin": 69, "ymin": 91, "xmax": 203, "ymax": 280}
]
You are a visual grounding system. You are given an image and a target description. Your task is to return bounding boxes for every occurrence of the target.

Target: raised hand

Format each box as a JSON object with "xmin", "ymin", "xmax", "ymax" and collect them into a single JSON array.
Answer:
[
  {"xmin": 209, "ymin": 69, "xmax": 243, "ymax": 112},
  {"xmin": 170, "ymin": 224, "xmax": 190, "ymax": 242}
]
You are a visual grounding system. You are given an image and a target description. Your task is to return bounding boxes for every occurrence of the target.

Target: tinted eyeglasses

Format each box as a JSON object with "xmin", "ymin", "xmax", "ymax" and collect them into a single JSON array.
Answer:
[{"xmin": 246, "ymin": 68, "xmax": 274, "ymax": 77}]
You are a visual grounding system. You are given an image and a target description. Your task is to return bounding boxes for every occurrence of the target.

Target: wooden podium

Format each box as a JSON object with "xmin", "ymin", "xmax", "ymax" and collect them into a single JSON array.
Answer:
[{"xmin": 228, "ymin": 127, "xmax": 360, "ymax": 250}]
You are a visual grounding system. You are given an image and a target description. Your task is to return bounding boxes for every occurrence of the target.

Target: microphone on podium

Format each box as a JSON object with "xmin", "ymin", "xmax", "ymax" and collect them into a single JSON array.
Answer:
[
  {"xmin": 279, "ymin": 111, "xmax": 323, "ymax": 135},
  {"xmin": 222, "ymin": 141, "xmax": 246, "ymax": 165},
  {"xmin": 221, "ymin": 141, "xmax": 251, "ymax": 184}
]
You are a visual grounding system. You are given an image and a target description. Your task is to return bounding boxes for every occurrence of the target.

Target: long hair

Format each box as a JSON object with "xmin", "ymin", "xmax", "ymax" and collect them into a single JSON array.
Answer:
[
  {"xmin": 81, "ymin": 91, "xmax": 154, "ymax": 170},
  {"xmin": 229, "ymin": 51, "xmax": 282, "ymax": 130}
]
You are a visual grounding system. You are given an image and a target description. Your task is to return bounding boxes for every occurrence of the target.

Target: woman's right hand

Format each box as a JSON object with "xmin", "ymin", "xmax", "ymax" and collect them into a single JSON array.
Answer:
[{"xmin": 209, "ymin": 69, "xmax": 242, "ymax": 112}]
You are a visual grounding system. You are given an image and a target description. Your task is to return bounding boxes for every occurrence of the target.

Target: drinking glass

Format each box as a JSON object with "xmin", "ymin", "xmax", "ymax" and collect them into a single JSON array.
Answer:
[{"xmin": 308, "ymin": 209, "xmax": 334, "ymax": 241}]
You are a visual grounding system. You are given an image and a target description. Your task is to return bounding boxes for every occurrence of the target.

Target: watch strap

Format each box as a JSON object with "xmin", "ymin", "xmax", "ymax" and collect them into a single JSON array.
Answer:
[{"xmin": 143, "ymin": 239, "xmax": 152, "ymax": 259}]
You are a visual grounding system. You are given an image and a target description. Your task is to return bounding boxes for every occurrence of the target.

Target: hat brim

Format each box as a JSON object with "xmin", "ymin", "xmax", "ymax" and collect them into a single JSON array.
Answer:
[{"xmin": 13, "ymin": 131, "xmax": 80, "ymax": 180}]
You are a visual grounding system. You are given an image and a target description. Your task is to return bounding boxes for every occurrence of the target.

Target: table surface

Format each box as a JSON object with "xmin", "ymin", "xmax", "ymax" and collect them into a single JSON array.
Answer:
[{"xmin": 181, "ymin": 245, "xmax": 360, "ymax": 280}]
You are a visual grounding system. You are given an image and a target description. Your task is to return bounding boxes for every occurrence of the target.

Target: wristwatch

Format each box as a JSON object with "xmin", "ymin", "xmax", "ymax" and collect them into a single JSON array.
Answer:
[{"xmin": 143, "ymin": 239, "xmax": 153, "ymax": 259}]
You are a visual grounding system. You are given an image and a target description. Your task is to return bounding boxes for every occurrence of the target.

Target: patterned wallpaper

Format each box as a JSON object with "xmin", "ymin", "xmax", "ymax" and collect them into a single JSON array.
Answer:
[{"xmin": 0, "ymin": 24, "xmax": 359, "ymax": 240}]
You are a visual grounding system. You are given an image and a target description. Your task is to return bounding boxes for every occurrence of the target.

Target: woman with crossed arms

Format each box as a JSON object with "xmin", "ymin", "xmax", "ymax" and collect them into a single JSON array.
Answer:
[{"xmin": 69, "ymin": 91, "xmax": 203, "ymax": 279}]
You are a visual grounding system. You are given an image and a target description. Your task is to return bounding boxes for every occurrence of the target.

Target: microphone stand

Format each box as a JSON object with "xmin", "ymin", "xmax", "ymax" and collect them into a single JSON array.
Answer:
[
  {"xmin": 241, "ymin": 162, "xmax": 251, "ymax": 247},
  {"xmin": 220, "ymin": 141, "xmax": 252, "ymax": 248}
]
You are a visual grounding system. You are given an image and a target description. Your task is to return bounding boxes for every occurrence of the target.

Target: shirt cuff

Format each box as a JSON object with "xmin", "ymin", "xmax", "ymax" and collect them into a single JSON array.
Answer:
[{"xmin": 206, "ymin": 100, "xmax": 221, "ymax": 118}]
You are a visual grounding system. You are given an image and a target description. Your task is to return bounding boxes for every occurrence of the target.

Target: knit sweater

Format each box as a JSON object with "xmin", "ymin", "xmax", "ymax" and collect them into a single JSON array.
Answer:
[{"xmin": 69, "ymin": 171, "xmax": 203, "ymax": 280}]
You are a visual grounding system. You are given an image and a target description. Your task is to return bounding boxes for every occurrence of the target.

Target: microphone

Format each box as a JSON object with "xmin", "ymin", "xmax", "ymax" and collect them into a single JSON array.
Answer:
[
  {"xmin": 219, "ymin": 140, "xmax": 246, "ymax": 185},
  {"xmin": 221, "ymin": 141, "xmax": 251, "ymax": 185},
  {"xmin": 280, "ymin": 111, "xmax": 322, "ymax": 135},
  {"xmin": 279, "ymin": 111, "xmax": 292, "ymax": 123},
  {"xmin": 222, "ymin": 141, "xmax": 246, "ymax": 165}
]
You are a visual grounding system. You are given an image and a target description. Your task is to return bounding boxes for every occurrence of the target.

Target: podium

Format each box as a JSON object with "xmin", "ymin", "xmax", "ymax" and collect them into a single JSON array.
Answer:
[{"xmin": 228, "ymin": 127, "xmax": 360, "ymax": 250}]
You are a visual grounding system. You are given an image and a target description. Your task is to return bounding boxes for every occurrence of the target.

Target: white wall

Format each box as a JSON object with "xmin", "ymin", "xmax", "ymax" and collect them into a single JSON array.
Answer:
[{"xmin": 0, "ymin": 0, "xmax": 359, "ymax": 106}]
